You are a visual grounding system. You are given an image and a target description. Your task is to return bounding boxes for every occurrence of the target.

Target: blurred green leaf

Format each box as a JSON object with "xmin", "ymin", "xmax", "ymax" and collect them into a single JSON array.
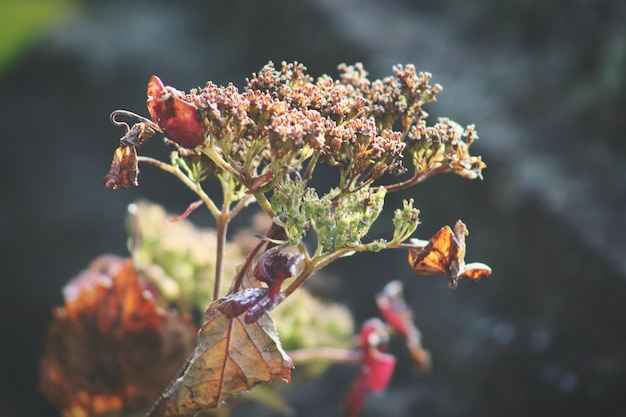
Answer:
[{"xmin": 0, "ymin": 0, "xmax": 77, "ymax": 74}]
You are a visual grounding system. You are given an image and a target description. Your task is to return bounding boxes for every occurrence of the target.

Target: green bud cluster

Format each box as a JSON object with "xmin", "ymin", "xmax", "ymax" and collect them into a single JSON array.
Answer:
[
  {"xmin": 270, "ymin": 177, "xmax": 387, "ymax": 253},
  {"xmin": 392, "ymin": 199, "xmax": 421, "ymax": 244},
  {"xmin": 269, "ymin": 177, "xmax": 309, "ymax": 245}
]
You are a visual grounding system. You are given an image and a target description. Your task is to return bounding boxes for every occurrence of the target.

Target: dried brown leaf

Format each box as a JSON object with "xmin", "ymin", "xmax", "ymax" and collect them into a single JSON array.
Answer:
[
  {"xmin": 150, "ymin": 300, "xmax": 293, "ymax": 416},
  {"xmin": 408, "ymin": 220, "xmax": 491, "ymax": 288},
  {"xmin": 40, "ymin": 256, "xmax": 197, "ymax": 417},
  {"xmin": 104, "ymin": 144, "xmax": 139, "ymax": 189}
]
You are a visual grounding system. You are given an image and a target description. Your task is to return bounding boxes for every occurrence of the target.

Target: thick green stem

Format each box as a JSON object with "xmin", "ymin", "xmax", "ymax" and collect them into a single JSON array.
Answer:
[
  {"xmin": 213, "ymin": 171, "xmax": 237, "ymax": 300},
  {"xmin": 213, "ymin": 212, "xmax": 228, "ymax": 300},
  {"xmin": 254, "ymin": 191, "xmax": 275, "ymax": 217},
  {"xmin": 302, "ymin": 152, "xmax": 320, "ymax": 182}
]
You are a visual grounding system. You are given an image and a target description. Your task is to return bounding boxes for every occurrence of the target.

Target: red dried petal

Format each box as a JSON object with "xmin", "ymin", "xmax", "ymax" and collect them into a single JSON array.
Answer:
[
  {"xmin": 358, "ymin": 318, "xmax": 387, "ymax": 349},
  {"xmin": 344, "ymin": 374, "xmax": 368, "ymax": 417},
  {"xmin": 376, "ymin": 280, "xmax": 431, "ymax": 373},
  {"xmin": 147, "ymin": 76, "xmax": 204, "ymax": 149},
  {"xmin": 376, "ymin": 281, "xmax": 413, "ymax": 340},
  {"xmin": 345, "ymin": 318, "xmax": 397, "ymax": 416},
  {"xmin": 408, "ymin": 220, "xmax": 491, "ymax": 288},
  {"xmin": 363, "ymin": 348, "xmax": 396, "ymax": 393},
  {"xmin": 357, "ymin": 319, "xmax": 396, "ymax": 392},
  {"xmin": 216, "ymin": 287, "xmax": 285, "ymax": 324},
  {"xmin": 103, "ymin": 144, "xmax": 139, "ymax": 189}
]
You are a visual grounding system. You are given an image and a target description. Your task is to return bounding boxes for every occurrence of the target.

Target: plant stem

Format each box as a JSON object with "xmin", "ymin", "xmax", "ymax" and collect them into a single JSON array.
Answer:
[
  {"xmin": 254, "ymin": 191, "xmax": 275, "ymax": 217},
  {"xmin": 201, "ymin": 146, "xmax": 243, "ymax": 181},
  {"xmin": 282, "ymin": 247, "xmax": 356, "ymax": 298},
  {"xmin": 213, "ymin": 172, "xmax": 236, "ymax": 301},
  {"xmin": 302, "ymin": 152, "xmax": 319, "ymax": 182},
  {"xmin": 137, "ymin": 156, "xmax": 220, "ymax": 217},
  {"xmin": 283, "ymin": 240, "xmax": 404, "ymax": 298},
  {"xmin": 213, "ymin": 212, "xmax": 228, "ymax": 300},
  {"xmin": 287, "ymin": 347, "xmax": 363, "ymax": 364},
  {"xmin": 230, "ymin": 193, "xmax": 254, "ymax": 218},
  {"xmin": 385, "ymin": 164, "xmax": 449, "ymax": 192}
]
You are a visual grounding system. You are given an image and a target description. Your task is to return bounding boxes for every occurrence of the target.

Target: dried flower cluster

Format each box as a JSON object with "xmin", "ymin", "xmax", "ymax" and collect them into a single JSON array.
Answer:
[
  {"xmin": 43, "ymin": 62, "xmax": 491, "ymax": 417},
  {"xmin": 106, "ymin": 62, "xmax": 485, "ymax": 196}
]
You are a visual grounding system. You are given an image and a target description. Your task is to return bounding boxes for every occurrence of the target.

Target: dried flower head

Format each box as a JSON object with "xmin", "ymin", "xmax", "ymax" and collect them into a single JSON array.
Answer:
[{"xmin": 106, "ymin": 61, "xmax": 485, "ymax": 198}]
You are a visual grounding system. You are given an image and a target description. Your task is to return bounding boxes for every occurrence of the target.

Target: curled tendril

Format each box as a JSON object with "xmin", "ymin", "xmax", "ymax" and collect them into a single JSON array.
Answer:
[{"xmin": 110, "ymin": 110, "xmax": 162, "ymax": 134}]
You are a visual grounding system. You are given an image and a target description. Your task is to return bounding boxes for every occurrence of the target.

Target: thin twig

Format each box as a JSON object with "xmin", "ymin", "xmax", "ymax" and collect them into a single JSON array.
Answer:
[
  {"xmin": 385, "ymin": 165, "xmax": 450, "ymax": 192},
  {"xmin": 287, "ymin": 347, "xmax": 363, "ymax": 364},
  {"xmin": 230, "ymin": 193, "xmax": 254, "ymax": 218},
  {"xmin": 137, "ymin": 156, "xmax": 220, "ymax": 217}
]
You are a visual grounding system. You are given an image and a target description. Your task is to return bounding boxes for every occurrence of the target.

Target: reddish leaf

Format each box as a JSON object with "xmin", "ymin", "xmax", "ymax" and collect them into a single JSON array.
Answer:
[
  {"xmin": 147, "ymin": 76, "xmax": 204, "ymax": 149},
  {"xmin": 217, "ymin": 245, "xmax": 304, "ymax": 324},
  {"xmin": 217, "ymin": 287, "xmax": 269, "ymax": 318},
  {"xmin": 243, "ymin": 291, "xmax": 285, "ymax": 324},
  {"xmin": 408, "ymin": 219, "xmax": 491, "ymax": 288},
  {"xmin": 253, "ymin": 245, "xmax": 304, "ymax": 288},
  {"xmin": 363, "ymin": 349, "xmax": 396, "ymax": 393},
  {"xmin": 148, "ymin": 300, "xmax": 293, "ymax": 416},
  {"xmin": 376, "ymin": 281, "xmax": 431, "ymax": 372},
  {"xmin": 344, "ymin": 375, "xmax": 368, "ymax": 417},
  {"xmin": 40, "ymin": 256, "xmax": 197, "ymax": 417}
]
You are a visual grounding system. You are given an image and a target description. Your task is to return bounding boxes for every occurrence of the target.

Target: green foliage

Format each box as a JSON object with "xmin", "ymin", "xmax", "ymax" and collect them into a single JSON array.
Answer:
[{"xmin": 0, "ymin": 0, "xmax": 76, "ymax": 74}]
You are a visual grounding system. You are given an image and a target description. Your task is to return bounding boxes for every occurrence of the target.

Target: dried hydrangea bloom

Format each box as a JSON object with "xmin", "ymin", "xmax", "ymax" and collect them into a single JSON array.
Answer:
[{"xmin": 106, "ymin": 61, "xmax": 485, "ymax": 197}]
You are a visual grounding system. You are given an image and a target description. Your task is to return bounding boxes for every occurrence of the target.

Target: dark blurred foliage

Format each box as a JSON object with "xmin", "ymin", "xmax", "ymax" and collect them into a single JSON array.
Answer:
[{"xmin": 1, "ymin": 0, "xmax": 625, "ymax": 416}]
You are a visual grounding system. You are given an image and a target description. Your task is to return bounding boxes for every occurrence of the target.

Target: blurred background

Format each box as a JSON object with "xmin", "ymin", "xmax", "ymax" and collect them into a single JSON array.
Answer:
[{"xmin": 1, "ymin": 0, "xmax": 625, "ymax": 416}]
